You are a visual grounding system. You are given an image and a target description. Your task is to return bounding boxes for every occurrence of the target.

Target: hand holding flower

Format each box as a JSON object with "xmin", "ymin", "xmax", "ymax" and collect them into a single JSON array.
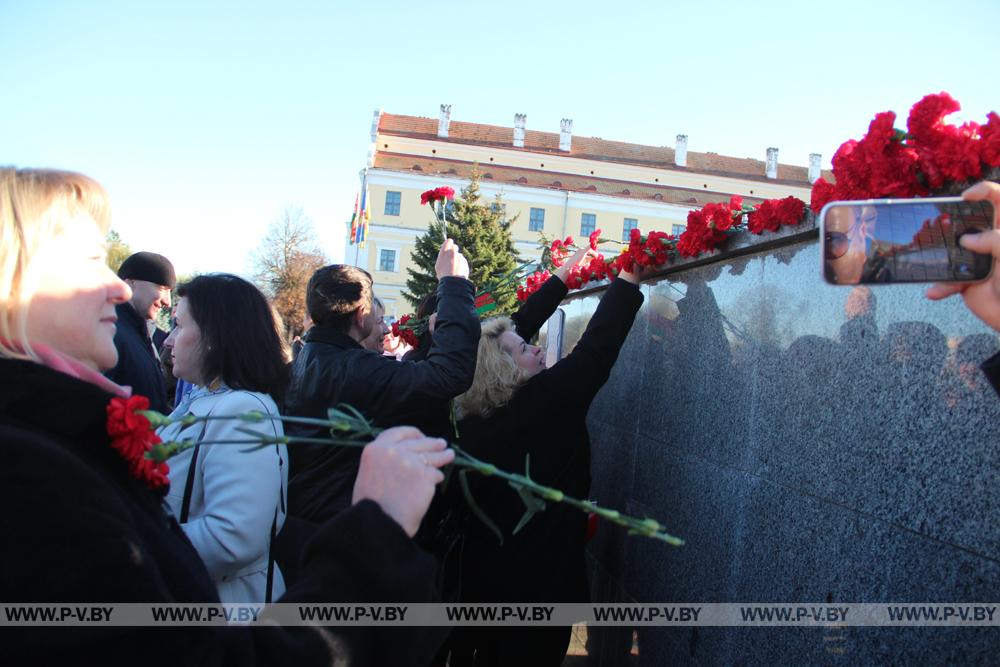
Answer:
[{"xmin": 555, "ymin": 246, "xmax": 598, "ymax": 285}]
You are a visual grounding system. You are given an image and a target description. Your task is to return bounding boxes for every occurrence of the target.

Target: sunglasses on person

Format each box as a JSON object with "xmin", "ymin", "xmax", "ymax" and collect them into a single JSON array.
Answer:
[{"xmin": 824, "ymin": 231, "xmax": 849, "ymax": 260}]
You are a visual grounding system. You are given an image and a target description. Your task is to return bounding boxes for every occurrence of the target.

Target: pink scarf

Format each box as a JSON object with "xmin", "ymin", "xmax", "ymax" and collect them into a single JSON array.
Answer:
[{"xmin": 30, "ymin": 342, "xmax": 132, "ymax": 398}]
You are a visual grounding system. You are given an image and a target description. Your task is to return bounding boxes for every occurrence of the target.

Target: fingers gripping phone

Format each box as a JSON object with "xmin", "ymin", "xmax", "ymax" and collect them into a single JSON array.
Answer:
[{"xmin": 819, "ymin": 197, "xmax": 995, "ymax": 285}]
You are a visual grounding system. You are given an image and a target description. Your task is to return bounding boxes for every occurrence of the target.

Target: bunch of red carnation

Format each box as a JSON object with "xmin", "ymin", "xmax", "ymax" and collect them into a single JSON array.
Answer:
[
  {"xmin": 106, "ymin": 396, "xmax": 170, "ymax": 492},
  {"xmin": 516, "ymin": 270, "xmax": 553, "ymax": 302},
  {"xmin": 746, "ymin": 196, "xmax": 806, "ymax": 235},
  {"xmin": 676, "ymin": 195, "xmax": 744, "ymax": 257},
  {"xmin": 548, "ymin": 236, "xmax": 575, "ymax": 267},
  {"xmin": 811, "ymin": 92, "xmax": 1000, "ymax": 211},
  {"xmin": 611, "ymin": 227, "xmax": 676, "ymax": 272},
  {"xmin": 562, "ymin": 253, "xmax": 610, "ymax": 289},
  {"xmin": 420, "ymin": 186, "xmax": 456, "ymax": 205},
  {"xmin": 390, "ymin": 314, "xmax": 421, "ymax": 348}
]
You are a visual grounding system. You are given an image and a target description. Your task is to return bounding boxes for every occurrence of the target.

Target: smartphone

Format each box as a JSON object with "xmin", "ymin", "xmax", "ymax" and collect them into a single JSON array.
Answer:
[{"xmin": 819, "ymin": 197, "xmax": 995, "ymax": 285}]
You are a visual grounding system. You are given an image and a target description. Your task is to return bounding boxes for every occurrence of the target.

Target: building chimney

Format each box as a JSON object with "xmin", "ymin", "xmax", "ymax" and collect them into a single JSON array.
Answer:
[
  {"xmin": 513, "ymin": 113, "xmax": 526, "ymax": 148},
  {"xmin": 675, "ymin": 134, "xmax": 688, "ymax": 167},
  {"xmin": 808, "ymin": 153, "xmax": 822, "ymax": 184},
  {"xmin": 765, "ymin": 147, "xmax": 779, "ymax": 179},
  {"xmin": 438, "ymin": 104, "xmax": 451, "ymax": 138},
  {"xmin": 367, "ymin": 108, "xmax": 382, "ymax": 168},
  {"xmin": 559, "ymin": 118, "xmax": 573, "ymax": 152}
]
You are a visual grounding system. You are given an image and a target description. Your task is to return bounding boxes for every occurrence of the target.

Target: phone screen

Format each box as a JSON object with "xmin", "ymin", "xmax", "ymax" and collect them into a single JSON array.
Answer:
[{"xmin": 821, "ymin": 198, "xmax": 994, "ymax": 285}]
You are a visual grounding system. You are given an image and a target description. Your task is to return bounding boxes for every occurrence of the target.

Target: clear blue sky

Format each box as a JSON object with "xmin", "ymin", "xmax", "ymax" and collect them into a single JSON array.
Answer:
[{"xmin": 2, "ymin": 0, "xmax": 997, "ymax": 277}]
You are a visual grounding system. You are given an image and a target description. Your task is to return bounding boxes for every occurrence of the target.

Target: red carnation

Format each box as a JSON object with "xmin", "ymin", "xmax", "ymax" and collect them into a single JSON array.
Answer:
[
  {"xmin": 585, "ymin": 512, "xmax": 599, "ymax": 542},
  {"xmin": 106, "ymin": 396, "xmax": 169, "ymax": 492},
  {"xmin": 420, "ymin": 186, "xmax": 456, "ymax": 206},
  {"xmin": 107, "ymin": 395, "xmax": 153, "ymax": 436},
  {"xmin": 907, "ymin": 93, "xmax": 983, "ymax": 189},
  {"xmin": 516, "ymin": 270, "xmax": 552, "ymax": 301},
  {"xmin": 391, "ymin": 315, "xmax": 420, "ymax": 348},
  {"xmin": 810, "ymin": 177, "xmax": 837, "ymax": 213},
  {"xmin": 589, "ymin": 229, "xmax": 602, "ymax": 250},
  {"xmin": 982, "ymin": 112, "xmax": 1000, "ymax": 168},
  {"xmin": 829, "ymin": 111, "xmax": 922, "ymax": 200}
]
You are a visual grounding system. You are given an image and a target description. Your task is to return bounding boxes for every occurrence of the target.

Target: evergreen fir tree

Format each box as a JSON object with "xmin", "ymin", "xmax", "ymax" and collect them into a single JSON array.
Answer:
[{"xmin": 403, "ymin": 167, "xmax": 523, "ymax": 315}]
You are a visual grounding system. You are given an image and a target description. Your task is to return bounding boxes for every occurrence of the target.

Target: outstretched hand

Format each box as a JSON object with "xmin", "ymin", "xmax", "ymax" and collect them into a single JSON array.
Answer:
[
  {"xmin": 555, "ymin": 246, "xmax": 598, "ymax": 285},
  {"xmin": 926, "ymin": 182, "xmax": 1000, "ymax": 332},
  {"xmin": 352, "ymin": 426, "xmax": 455, "ymax": 536}
]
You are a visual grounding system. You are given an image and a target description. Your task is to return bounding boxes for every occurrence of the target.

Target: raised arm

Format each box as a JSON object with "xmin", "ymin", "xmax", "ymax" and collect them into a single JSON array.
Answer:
[
  {"xmin": 525, "ymin": 268, "xmax": 644, "ymax": 412},
  {"xmin": 512, "ymin": 247, "xmax": 598, "ymax": 340}
]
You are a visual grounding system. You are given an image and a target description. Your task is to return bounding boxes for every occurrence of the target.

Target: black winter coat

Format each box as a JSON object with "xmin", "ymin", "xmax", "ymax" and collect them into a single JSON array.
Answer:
[
  {"xmin": 104, "ymin": 302, "xmax": 168, "ymax": 414},
  {"xmin": 0, "ymin": 358, "xmax": 443, "ymax": 666},
  {"xmin": 284, "ymin": 277, "xmax": 480, "ymax": 523},
  {"xmin": 456, "ymin": 276, "xmax": 643, "ymax": 605}
]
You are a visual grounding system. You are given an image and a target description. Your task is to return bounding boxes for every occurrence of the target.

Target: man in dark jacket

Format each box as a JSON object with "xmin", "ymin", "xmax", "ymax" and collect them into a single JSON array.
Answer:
[
  {"xmin": 104, "ymin": 251, "xmax": 175, "ymax": 413},
  {"xmin": 284, "ymin": 239, "xmax": 479, "ymax": 524}
]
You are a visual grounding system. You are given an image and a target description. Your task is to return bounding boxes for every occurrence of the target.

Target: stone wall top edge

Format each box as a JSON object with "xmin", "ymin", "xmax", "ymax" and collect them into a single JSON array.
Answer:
[{"xmin": 559, "ymin": 211, "xmax": 819, "ymax": 303}]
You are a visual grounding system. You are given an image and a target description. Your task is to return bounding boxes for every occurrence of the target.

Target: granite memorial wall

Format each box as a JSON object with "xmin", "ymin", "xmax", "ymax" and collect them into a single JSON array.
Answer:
[{"xmin": 544, "ymin": 220, "xmax": 1000, "ymax": 664}]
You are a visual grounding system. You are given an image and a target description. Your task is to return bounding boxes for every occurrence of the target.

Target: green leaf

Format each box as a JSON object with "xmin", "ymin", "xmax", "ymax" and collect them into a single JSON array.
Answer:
[
  {"xmin": 510, "ymin": 482, "xmax": 546, "ymax": 535},
  {"xmin": 459, "ymin": 469, "xmax": 503, "ymax": 545}
]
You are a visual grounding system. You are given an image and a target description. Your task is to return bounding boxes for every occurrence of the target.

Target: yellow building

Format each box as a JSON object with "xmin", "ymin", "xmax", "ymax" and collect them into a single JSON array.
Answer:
[{"xmin": 350, "ymin": 105, "xmax": 829, "ymax": 318}]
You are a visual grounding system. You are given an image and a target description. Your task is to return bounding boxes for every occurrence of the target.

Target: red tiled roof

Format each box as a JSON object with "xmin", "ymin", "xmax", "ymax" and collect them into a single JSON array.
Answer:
[
  {"xmin": 378, "ymin": 112, "xmax": 834, "ymax": 185},
  {"xmin": 373, "ymin": 153, "xmax": 771, "ymax": 208}
]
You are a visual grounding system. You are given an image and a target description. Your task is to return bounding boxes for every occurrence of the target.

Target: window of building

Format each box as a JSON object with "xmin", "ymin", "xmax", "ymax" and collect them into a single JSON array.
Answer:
[
  {"xmin": 379, "ymin": 248, "xmax": 397, "ymax": 272},
  {"xmin": 672, "ymin": 224, "xmax": 686, "ymax": 236},
  {"xmin": 622, "ymin": 217, "xmax": 638, "ymax": 241},
  {"xmin": 529, "ymin": 207, "xmax": 545, "ymax": 232},
  {"xmin": 580, "ymin": 213, "xmax": 596, "ymax": 236},
  {"xmin": 490, "ymin": 202, "xmax": 507, "ymax": 219},
  {"xmin": 384, "ymin": 191, "xmax": 401, "ymax": 216}
]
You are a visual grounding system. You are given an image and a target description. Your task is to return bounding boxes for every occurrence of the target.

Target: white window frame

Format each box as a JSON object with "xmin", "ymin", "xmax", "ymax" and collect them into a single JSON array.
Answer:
[{"xmin": 376, "ymin": 243, "xmax": 402, "ymax": 272}]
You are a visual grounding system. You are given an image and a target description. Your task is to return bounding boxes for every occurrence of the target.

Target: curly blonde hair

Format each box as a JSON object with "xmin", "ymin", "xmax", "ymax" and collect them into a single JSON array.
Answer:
[
  {"xmin": 455, "ymin": 317, "xmax": 532, "ymax": 418},
  {"xmin": 0, "ymin": 168, "xmax": 111, "ymax": 362}
]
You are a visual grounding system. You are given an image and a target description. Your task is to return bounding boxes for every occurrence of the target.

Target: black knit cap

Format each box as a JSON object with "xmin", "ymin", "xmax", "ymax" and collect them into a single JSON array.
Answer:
[{"xmin": 117, "ymin": 252, "xmax": 177, "ymax": 289}]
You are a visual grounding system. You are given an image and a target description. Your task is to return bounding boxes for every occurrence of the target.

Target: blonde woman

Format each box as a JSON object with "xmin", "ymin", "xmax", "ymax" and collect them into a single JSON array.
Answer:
[
  {"xmin": 450, "ymin": 246, "xmax": 645, "ymax": 666},
  {"xmin": 0, "ymin": 167, "xmax": 454, "ymax": 665}
]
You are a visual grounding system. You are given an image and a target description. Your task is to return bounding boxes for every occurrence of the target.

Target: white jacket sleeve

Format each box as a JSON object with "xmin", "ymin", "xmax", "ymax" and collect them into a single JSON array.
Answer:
[{"xmin": 179, "ymin": 392, "xmax": 284, "ymax": 579}]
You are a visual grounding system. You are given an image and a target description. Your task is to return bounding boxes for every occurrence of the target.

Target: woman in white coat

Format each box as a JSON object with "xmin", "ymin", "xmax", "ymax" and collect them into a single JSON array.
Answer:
[{"xmin": 158, "ymin": 273, "xmax": 289, "ymax": 603}]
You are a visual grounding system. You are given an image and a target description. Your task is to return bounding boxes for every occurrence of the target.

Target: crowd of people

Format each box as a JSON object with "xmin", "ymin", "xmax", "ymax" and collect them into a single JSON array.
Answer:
[{"xmin": 2, "ymin": 167, "xmax": 999, "ymax": 666}]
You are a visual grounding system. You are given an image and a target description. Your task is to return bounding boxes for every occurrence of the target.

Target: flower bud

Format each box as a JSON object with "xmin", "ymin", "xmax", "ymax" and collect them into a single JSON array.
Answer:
[
  {"xmin": 640, "ymin": 518, "xmax": 661, "ymax": 533},
  {"xmin": 542, "ymin": 488, "xmax": 564, "ymax": 502},
  {"xmin": 136, "ymin": 409, "xmax": 170, "ymax": 428}
]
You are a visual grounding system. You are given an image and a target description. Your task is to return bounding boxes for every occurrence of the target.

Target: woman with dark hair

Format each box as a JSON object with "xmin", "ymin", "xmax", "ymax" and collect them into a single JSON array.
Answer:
[{"xmin": 158, "ymin": 274, "xmax": 290, "ymax": 603}]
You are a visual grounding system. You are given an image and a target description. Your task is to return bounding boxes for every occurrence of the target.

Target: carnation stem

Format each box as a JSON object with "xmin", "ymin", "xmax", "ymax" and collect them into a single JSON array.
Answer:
[{"xmin": 140, "ymin": 405, "xmax": 683, "ymax": 546}]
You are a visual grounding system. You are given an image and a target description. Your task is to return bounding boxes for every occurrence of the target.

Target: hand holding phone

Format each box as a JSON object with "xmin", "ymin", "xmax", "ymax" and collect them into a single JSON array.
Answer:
[
  {"xmin": 820, "ymin": 196, "xmax": 995, "ymax": 285},
  {"xmin": 926, "ymin": 182, "xmax": 1000, "ymax": 333}
]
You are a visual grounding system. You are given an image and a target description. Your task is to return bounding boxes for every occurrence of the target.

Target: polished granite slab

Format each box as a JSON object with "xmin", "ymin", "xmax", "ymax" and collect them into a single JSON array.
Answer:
[{"xmin": 556, "ymin": 230, "xmax": 1000, "ymax": 665}]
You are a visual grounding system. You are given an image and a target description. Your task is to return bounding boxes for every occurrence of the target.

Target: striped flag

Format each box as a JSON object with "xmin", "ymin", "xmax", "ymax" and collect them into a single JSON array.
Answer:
[
  {"xmin": 357, "ymin": 184, "xmax": 371, "ymax": 247},
  {"xmin": 348, "ymin": 192, "xmax": 360, "ymax": 245}
]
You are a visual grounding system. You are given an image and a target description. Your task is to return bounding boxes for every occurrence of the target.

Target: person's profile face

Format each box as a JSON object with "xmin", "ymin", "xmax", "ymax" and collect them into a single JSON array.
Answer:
[
  {"xmin": 825, "ymin": 206, "xmax": 871, "ymax": 284},
  {"xmin": 500, "ymin": 330, "xmax": 545, "ymax": 377},
  {"xmin": 25, "ymin": 217, "xmax": 132, "ymax": 371}
]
